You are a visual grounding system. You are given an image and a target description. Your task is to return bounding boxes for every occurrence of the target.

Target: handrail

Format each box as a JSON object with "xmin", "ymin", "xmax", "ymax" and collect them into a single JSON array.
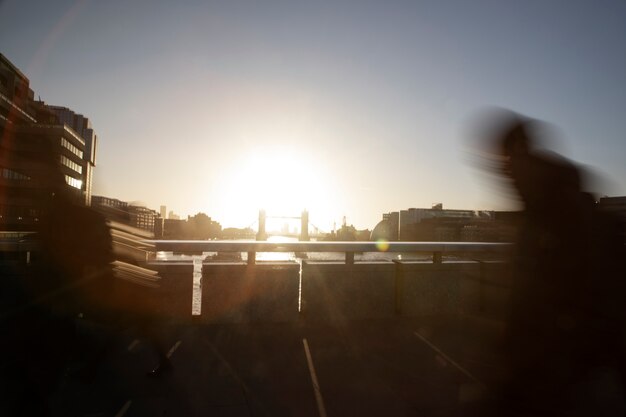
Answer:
[
  {"xmin": 150, "ymin": 240, "xmax": 509, "ymax": 253},
  {"xmin": 0, "ymin": 239, "xmax": 511, "ymax": 264},
  {"xmin": 149, "ymin": 240, "xmax": 511, "ymax": 264}
]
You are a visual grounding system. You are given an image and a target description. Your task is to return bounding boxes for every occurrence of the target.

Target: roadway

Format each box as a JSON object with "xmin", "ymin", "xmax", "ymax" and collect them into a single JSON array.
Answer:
[{"xmin": 46, "ymin": 316, "xmax": 506, "ymax": 417}]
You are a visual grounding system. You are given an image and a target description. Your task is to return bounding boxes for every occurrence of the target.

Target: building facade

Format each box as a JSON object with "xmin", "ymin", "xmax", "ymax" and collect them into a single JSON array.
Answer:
[
  {"xmin": 374, "ymin": 204, "xmax": 500, "ymax": 242},
  {"xmin": 91, "ymin": 195, "xmax": 158, "ymax": 233},
  {"xmin": 1, "ymin": 54, "xmax": 96, "ymax": 231},
  {"xmin": 46, "ymin": 105, "xmax": 98, "ymax": 205}
]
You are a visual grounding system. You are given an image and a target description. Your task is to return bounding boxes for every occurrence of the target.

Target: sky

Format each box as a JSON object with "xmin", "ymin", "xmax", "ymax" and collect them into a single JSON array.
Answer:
[{"xmin": 1, "ymin": 0, "xmax": 625, "ymax": 230}]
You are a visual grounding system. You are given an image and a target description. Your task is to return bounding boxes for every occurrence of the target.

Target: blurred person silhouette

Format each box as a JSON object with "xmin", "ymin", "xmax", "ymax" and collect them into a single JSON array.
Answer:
[
  {"xmin": 100, "ymin": 202, "xmax": 172, "ymax": 377},
  {"xmin": 476, "ymin": 110, "xmax": 626, "ymax": 416},
  {"xmin": 30, "ymin": 145, "xmax": 172, "ymax": 381},
  {"xmin": 30, "ymin": 148, "xmax": 172, "ymax": 381},
  {"xmin": 1, "ymin": 143, "xmax": 114, "ymax": 415},
  {"xmin": 107, "ymin": 227, "xmax": 172, "ymax": 378}
]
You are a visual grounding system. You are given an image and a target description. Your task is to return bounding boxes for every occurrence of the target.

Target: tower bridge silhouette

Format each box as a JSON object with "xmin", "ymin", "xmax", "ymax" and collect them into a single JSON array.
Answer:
[{"xmin": 246, "ymin": 209, "xmax": 323, "ymax": 241}]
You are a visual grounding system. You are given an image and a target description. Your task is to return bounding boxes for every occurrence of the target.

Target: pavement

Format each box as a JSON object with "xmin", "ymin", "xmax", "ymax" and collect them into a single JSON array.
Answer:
[{"xmin": 43, "ymin": 314, "xmax": 508, "ymax": 417}]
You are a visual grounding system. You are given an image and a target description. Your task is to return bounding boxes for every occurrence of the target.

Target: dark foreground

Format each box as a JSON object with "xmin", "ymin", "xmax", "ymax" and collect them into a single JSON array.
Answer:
[{"xmin": 6, "ymin": 314, "xmax": 516, "ymax": 417}]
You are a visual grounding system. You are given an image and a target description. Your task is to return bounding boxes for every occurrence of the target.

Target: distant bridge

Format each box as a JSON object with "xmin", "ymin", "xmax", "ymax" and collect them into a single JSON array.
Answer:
[{"xmin": 253, "ymin": 210, "xmax": 324, "ymax": 241}]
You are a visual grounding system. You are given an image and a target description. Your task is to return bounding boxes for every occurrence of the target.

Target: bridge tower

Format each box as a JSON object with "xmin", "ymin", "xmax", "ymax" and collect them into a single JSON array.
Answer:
[
  {"xmin": 257, "ymin": 209, "xmax": 311, "ymax": 240},
  {"xmin": 300, "ymin": 210, "xmax": 309, "ymax": 241},
  {"xmin": 257, "ymin": 209, "xmax": 267, "ymax": 241}
]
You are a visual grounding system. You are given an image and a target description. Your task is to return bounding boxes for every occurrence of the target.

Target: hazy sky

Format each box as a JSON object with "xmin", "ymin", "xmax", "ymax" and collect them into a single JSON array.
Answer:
[{"xmin": 1, "ymin": 0, "xmax": 625, "ymax": 230}]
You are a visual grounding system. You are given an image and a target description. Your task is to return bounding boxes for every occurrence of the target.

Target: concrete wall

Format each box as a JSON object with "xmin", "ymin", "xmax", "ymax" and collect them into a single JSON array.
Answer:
[
  {"xmin": 457, "ymin": 260, "xmax": 512, "ymax": 320},
  {"xmin": 201, "ymin": 261, "xmax": 300, "ymax": 323},
  {"xmin": 2, "ymin": 253, "xmax": 512, "ymax": 324},
  {"xmin": 192, "ymin": 260, "xmax": 511, "ymax": 323},
  {"xmin": 395, "ymin": 261, "xmax": 478, "ymax": 317},
  {"xmin": 152, "ymin": 262, "xmax": 195, "ymax": 319},
  {"xmin": 301, "ymin": 261, "xmax": 396, "ymax": 322},
  {"xmin": 395, "ymin": 260, "xmax": 511, "ymax": 320},
  {"xmin": 112, "ymin": 262, "xmax": 194, "ymax": 320}
]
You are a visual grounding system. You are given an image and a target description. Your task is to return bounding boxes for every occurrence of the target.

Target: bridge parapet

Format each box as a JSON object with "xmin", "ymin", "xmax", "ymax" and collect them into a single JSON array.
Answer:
[
  {"xmin": 2, "ymin": 241, "xmax": 512, "ymax": 324},
  {"xmin": 201, "ymin": 261, "xmax": 300, "ymax": 323}
]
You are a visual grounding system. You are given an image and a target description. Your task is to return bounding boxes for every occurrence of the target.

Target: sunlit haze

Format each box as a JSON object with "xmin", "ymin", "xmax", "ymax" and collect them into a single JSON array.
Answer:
[
  {"xmin": 213, "ymin": 147, "xmax": 337, "ymax": 229},
  {"xmin": 1, "ymin": 0, "xmax": 625, "ymax": 230}
]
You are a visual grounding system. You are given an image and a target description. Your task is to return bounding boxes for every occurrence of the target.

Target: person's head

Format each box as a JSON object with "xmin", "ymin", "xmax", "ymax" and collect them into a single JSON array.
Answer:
[
  {"xmin": 468, "ymin": 108, "xmax": 540, "ymax": 179},
  {"xmin": 471, "ymin": 107, "xmax": 535, "ymax": 158},
  {"xmin": 499, "ymin": 120, "xmax": 532, "ymax": 159}
]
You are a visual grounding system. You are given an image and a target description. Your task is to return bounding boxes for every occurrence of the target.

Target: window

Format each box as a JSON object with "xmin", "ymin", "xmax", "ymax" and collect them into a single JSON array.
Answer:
[
  {"xmin": 60, "ymin": 155, "xmax": 83, "ymax": 174},
  {"xmin": 0, "ymin": 166, "xmax": 30, "ymax": 180},
  {"xmin": 61, "ymin": 138, "xmax": 84, "ymax": 158},
  {"xmin": 65, "ymin": 175, "xmax": 82, "ymax": 189}
]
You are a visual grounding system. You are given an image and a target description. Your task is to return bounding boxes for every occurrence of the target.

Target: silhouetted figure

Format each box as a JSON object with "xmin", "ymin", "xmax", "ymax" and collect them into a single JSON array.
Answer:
[
  {"xmin": 109, "ymin": 254, "xmax": 172, "ymax": 378},
  {"xmin": 480, "ymin": 111, "xmax": 626, "ymax": 416},
  {"xmin": 0, "ymin": 146, "xmax": 114, "ymax": 415}
]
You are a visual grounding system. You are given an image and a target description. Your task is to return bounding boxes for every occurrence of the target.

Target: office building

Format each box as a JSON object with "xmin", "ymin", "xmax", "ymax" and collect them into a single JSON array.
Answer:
[
  {"xmin": 374, "ymin": 204, "xmax": 499, "ymax": 242},
  {"xmin": 91, "ymin": 195, "xmax": 158, "ymax": 233},
  {"xmin": 46, "ymin": 105, "xmax": 98, "ymax": 206},
  {"xmin": 1, "ymin": 54, "xmax": 96, "ymax": 231}
]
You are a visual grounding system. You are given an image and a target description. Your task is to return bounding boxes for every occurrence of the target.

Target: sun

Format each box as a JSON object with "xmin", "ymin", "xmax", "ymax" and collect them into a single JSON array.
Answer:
[{"xmin": 214, "ymin": 148, "xmax": 337, "ymax": 231}]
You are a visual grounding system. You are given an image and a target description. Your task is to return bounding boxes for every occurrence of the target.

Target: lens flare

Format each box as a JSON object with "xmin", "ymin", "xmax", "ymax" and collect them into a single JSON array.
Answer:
[{"xmin": 376, "ymin": 239, "xmax": 390, "ymax": 252}]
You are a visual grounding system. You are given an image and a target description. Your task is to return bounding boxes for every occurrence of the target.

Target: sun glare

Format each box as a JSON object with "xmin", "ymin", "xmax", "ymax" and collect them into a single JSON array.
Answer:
[{"xmin": 215, "ymin": 149, "xmax": 336, "ymax": 231}]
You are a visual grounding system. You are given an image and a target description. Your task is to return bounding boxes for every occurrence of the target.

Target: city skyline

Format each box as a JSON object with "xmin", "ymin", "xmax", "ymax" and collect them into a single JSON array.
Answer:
[{"xmin": 1, "ymin": 1, "xmax": 625, "ymax": 230}]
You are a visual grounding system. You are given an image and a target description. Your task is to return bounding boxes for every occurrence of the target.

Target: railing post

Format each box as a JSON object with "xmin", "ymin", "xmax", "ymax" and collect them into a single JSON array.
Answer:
[
  {"xmin": 433, "ymin": 251, "xmax": 442, "ymax": 264},
  {"xmin": 394, "ymin": 260, "xmax": 404, "ymax": 315},
  {"xmin": 256, "ymin": 210, "xmax": 267, "ymax": 241},
  {"xmin": 345, "ymin": 252, "xmax": 354, "ymax": 264},
  {"xmin": 247, "ymin": 251, "xmax": 256, "ymax": 266},
  {"xmin": 300, "ymin": 210, "xmax": 309, "ymax": 241},
  {"xmin": 479, "ymin": 260, "xmax": 485, "ymax": 313}
]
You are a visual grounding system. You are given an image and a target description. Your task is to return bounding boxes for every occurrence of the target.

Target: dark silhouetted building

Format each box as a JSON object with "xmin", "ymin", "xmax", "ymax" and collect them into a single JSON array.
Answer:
[
  {"xmin": 91, "ymin": 195, "xmax": 158, "ymax": 233},
  {"xmin": 382, "ymin": 212, "xmax": 399, "ymax": 241},
  {"xmin": 161, "ymin": 218, "xmax": 186, "ymax": 239},
  {"xmin": 221, "ymin": 227, "xmax": 255, "ymax": 240},
  {"xmin": 1, "ymin": 54, "xmax": 96, "ymax": 231},
  {"xmin": 373, "ymin": 204, "xmax": 512, "ymax": 242},
  {"xmin": 46, "ymin": 105, "xmax": 97, "ymax": 205},
  {"xmin": 157, "ymin": 213, "xmax": 221, "ymax": 239}
]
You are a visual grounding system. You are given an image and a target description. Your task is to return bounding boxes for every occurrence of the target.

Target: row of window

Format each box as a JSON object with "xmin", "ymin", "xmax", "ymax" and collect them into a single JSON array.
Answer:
[
  {"xmin": 0, "ymin": 205, "xmax": 40, "ymax": 217},
  {"xmin": 61, "ymin": 125, "xmax": 85, "ymax": 146},
  {"xmin": 65, "ymin": 175, "xmax": 82, "ymax": 189},
  {"xmin": 1, "ymin": 166, "xmax": 30, "ymax": 181},
  {"xmin": 0, "ymin": 91, "xmax": 37, "ymax": 123},
  {"xmin": 61, "ymin": 137, "xmax": 83, "ymax": 158},
  {"xmin": 60, "ymin": 155, "xmax": 83, "ymax": 174}
]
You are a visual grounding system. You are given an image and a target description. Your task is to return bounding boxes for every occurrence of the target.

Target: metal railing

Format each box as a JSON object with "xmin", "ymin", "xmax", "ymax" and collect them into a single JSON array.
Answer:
[
  {"xmin": 150, "ymin": 240, "xmax": 511, "ymax": 264},
  {"xmin": 0, "ymin": 238, "xmax": 511, "ymax": 265},
  {"xmin": 0, "ymin": 238, "xmax": 513, "ymax": 319}
]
